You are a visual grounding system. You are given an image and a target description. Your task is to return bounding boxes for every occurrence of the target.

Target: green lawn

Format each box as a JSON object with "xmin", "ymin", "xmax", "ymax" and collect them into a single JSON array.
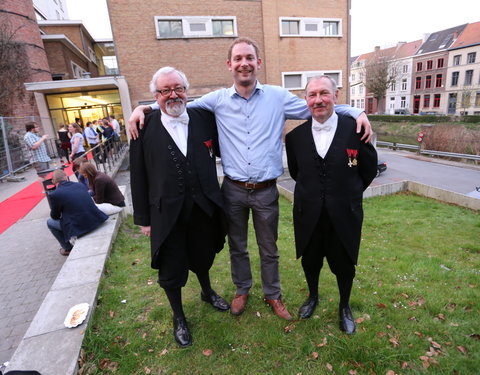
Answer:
[{"xmin": 80, "ymin": 193, "xmax": 480, "ymax": 374}]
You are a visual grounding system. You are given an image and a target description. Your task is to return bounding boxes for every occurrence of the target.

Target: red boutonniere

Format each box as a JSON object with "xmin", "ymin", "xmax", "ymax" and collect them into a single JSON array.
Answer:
[
  {"xmin": 346, "ymin": 148, "xmax": 358, "ymax": 167},
  {"xmin": 204, "ymin": 139, "xmax": 213, "ymax": 158}
]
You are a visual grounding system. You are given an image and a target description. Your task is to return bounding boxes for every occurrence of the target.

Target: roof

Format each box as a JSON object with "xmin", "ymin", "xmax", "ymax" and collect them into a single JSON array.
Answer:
[
  {"xmin": 393, "ymin": 40, "xmax": 422, "ymax": 59},
  {"xmin": 415, "ymin": 24, "xmax": 467, "ymax": 55},
  {"xmin": 449, "ymin": 21, "xmax": 480, "ymax": 50}
]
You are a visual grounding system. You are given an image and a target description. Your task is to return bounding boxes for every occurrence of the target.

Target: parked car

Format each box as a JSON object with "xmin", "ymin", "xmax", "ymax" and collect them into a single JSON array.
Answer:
[{"xmin": 376, "ymin": 160, "xmax": 387, "ymax": 177}]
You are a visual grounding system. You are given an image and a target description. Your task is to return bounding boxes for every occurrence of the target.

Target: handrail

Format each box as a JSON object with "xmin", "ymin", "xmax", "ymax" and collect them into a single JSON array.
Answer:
[{"xmin": 376, "ymin": 141, "xmax": 480, "ymax": 161}]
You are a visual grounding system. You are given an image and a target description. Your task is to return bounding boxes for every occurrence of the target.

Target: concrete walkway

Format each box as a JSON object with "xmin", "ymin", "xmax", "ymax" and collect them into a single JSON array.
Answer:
[{"xmin": 0, "ymin": 176, "xmax": 66, "ymax": 365}]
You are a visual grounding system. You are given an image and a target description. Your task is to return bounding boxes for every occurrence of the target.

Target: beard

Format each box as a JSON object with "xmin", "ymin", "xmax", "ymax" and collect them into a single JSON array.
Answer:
[{"xmin": 165, "ymin": 98, "xmax": 186, "ymax": 117}]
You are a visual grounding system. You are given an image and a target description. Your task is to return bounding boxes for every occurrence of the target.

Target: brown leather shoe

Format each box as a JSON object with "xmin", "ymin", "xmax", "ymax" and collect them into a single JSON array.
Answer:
[
  {"xmin": 231, "ymin": 294, "xmax": 248, "ymax": 316},
  {"xmin": 265, "ymin": 298, "xmax": 292, "ymax": 320}
]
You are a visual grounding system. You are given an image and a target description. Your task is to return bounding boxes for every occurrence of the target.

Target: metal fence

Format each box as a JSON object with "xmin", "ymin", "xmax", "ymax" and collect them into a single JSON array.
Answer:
[{"xmin": 1, "ymin": 116, "xmax": 128, "ymax": 181}]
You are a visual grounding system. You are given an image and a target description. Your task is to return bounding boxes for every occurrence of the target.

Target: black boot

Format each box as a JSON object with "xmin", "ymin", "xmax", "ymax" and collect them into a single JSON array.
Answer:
[
  {"xmin": 173, "ymin": 316, "xmax": 192, "ymax": 347},
  {"xmin": 298, "ymin": 295, "xmax": 318, "ymax": 319}
]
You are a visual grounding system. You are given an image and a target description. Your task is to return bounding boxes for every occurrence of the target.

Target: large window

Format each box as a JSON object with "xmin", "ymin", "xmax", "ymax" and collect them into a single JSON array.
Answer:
[
  {"xmin": 425, "ymin": 75, "xmax": 432, "ymax": 89},
  {"xmin": 279, "ymin": 17, "xmax": 342, "ymax": 37},
  {"xmin": 451, "ymin": 71, "xmax": 459, "ymax": 86},
  {"xmin": 465, "ymin": 70, "xmax": 473, "ymax": 86},
  {"xmin": 436, "ymin": 74, "xmax": 443, "ymax": 88},
  {"xmin": 424, "ymin": 94, "xmax": 430, "ymax": 107},
  {"xmin": 400, "ymin": 97, "xmax": 406, "ymax": 108},
  {"xmin": 426, "ymin": 60, "xmax": 433, "ymax": 70},
  {"xmin": 467, "ymin": 52, "xmax": 476, "ymax": 64},
  {"xmin": 402, "ymin": 64, "xmax": 408, "ymax": 73},
  {"xmin": 282, "ymin": 70, "xmax": 342, "ymax": 90},
  {"xmin": 437, "ymin": 58, "xmax": 444, "ymax": 68},
  {"xmin": 415, "ymin": 77, "xmax": 422, "ymax": 89},
  {"xmin": 155, "ymin": 16, "xmax": 237, "ymax": 38},
  {"xmin": 475, "ymin": 92, "xmax": 480, "ymax": 107},
  {"xmin": 401, "ymin": 79, "xmax": 407, "ymax": 91},
  {"xmin": 453, "ymin": 55, "xmax": 461, "ymax": 66},
  {"xmin": 416, "ymin": 62, "xmax": 423, "ymax": 71},
  {"xmin": 433, "ymin": 94, "xmax": 441, "ymax": 107}
]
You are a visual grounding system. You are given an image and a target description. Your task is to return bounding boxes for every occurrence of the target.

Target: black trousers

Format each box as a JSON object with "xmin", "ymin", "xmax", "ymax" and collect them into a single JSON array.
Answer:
[
  {"xmin": 301, "ymin": 209, "xmax": 355, "ymax": 282},
  {"xmin": 157, "ymin": 203, "xmax": 220, "ymax": 289}
]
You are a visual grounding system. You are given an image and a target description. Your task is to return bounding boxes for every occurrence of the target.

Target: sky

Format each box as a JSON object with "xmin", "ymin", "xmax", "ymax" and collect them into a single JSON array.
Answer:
[
  {"xmin": 351, "ymin": 0, "xmax": 480, "ymax": 56},
  {"xmin": 65, "ymin": 0, "xmax": 480, "ymax": 55}
]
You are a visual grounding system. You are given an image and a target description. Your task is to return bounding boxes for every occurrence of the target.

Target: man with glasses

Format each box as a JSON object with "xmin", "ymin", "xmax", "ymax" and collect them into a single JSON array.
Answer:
[{"xmin": 130, "ymin": 66, "xmax": 229, "ymax": 347}]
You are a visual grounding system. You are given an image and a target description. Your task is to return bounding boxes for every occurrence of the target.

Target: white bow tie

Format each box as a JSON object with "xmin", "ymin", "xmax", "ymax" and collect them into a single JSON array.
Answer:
[
  {"xmin": 312, "ymin": 123, "xmax": 331, "ymax": 132},
  {"xmin": 164, "ymin": 111, "xmax": 189, "ymax": 128}
]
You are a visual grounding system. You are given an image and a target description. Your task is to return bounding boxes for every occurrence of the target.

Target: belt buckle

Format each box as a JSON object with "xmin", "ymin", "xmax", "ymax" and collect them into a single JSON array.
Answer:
[{"xmin": 246, "ymin": 181, "xmax": 255, "ymax": 190}]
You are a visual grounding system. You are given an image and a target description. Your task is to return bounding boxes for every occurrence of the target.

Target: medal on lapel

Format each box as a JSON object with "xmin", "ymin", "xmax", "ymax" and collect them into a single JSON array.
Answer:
[
  {"xmin": 204, "ymin": 139, "xmax": 214, "ymax": 158},
  {"xmin": 346, "ymin": 149, "xmax": 358, "ymax": 167}
]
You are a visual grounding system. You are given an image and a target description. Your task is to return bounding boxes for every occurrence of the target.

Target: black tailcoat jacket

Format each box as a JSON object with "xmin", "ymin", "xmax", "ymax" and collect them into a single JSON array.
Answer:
[
  {"xmin": 285, "ymin": 114, "xmax": 378, "ymax": 264},
  {"xmin": 130, "ymin": 108, "xmax": 226, "ymax": 269}
]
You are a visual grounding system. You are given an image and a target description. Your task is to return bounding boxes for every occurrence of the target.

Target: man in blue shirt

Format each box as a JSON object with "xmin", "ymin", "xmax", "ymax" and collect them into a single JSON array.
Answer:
[
  {"xmin": 23, "ymin": 122, "xmax": 51, "ymax": 180},
  {"xmin": 128, "ymin": 37, "xmax": 372, "ymax": 320}
]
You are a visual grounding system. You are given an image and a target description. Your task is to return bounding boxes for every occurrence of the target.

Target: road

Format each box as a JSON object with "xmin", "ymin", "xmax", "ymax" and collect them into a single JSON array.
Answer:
[{"xmin": 373, "ymin": 149, "xmax": 480, "ymax": 195}]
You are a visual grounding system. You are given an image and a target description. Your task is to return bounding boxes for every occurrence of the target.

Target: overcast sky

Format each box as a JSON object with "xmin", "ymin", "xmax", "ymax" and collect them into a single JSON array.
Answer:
[
  {"xmin": 351, "ymin": 0, "xmax": 480, "ymax": 56},
  {"xmin": 66, "ymin": 0, "xmax": 479, "ymax": 56}
]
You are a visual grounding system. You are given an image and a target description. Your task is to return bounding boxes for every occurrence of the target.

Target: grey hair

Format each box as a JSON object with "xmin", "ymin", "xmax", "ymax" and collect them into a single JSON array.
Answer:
[
  {"xmin": 149, "ymin": 66, "xmax": 190, "ymax": 95},
  {"xmin": 304, "ymin": 75, "xmax": 338, "ymax": 94}
]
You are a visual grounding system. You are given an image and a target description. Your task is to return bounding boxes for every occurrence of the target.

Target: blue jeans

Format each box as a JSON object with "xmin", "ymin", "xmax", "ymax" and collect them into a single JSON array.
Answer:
[{"xmin": 47, "ymin": 218, "xmax": 73, "ymax": 251}]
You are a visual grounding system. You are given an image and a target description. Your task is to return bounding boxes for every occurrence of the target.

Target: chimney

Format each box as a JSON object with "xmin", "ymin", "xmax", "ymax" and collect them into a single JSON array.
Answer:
[{"xmin": 374, "ymin": 46, "xmax": 380, "ymax": 52}]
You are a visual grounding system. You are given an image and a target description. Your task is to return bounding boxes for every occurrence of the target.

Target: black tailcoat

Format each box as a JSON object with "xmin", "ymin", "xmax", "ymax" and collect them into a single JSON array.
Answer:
[
  {"xmin": 285, "ymin": 114, "xmax": 378, "ymax": 264},
  {"xmin": 130, "ymin": 108, "xmax": 226, "ymax": 269}
]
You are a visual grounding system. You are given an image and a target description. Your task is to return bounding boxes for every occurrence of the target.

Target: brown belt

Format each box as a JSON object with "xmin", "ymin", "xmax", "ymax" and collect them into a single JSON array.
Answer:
[{"xmin": 225, "ymin": 176, "xmax": 277, "ymax": 190}]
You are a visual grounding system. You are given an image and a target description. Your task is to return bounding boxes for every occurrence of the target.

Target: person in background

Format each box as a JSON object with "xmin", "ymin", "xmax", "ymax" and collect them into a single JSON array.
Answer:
[
  {"xmin": 47, "ymin": 169, "xmax": 108, "ymax": 256},
  {"xmin": 109, "ymin": 115, "xmax": 121, "ymax": 140},
  {"xmin": 84, "ymin": 121, "xmax": 102, "ymax": 163},
  {"xmin": 23, "ymin": 122, "xmax": 51, "ymax": 180},
  {"xmin": 285, "ymin": 75, "xmax": 377, "ymax": 334},
  {"xmin": 72, "ymin": 157, "xmax": 92, "ymax": 195},
  {"xmin": 79, "ymin": 162, "xmax": 125, "ymax": 207},
  {"xmin": 57, "ymin": 124, "xmax": 71, "ymax": 163},
  {"xmin": 68, "ymin": 123, "xmax": 85, "ymax": 161}
]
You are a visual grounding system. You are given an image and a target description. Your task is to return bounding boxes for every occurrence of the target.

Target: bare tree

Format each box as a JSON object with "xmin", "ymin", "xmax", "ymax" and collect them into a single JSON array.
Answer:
[
  {"xmin": 363, "ymin": 50, "xmax": 397, "ymax": 114},
  {"xmin": 0, "ymin": 16, "xmax": 31, "ymax": 116},
  {"xmin": 457, "ymin": 85, "xmax": 475, "ymax": 115}
]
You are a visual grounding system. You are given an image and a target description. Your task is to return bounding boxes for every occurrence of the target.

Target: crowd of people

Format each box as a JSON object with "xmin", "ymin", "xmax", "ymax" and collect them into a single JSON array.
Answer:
[{"xmin": 128, "ymin": 36, "xmax": 376, "ymax": 347}]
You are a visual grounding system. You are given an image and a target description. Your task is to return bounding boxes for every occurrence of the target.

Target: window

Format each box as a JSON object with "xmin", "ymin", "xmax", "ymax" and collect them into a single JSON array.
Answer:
[
  {"xmin": 403, "ymin": 65, "xmax": 408, "ymax": 73},
  {"xmin": 424, "ymin": 94, "xmax": 430, "ymax": 107},
  {"xmin": 437, "ymin": 58, "xmax": 444, "ymax": 68},
  {"xmin": 213, "ymin": 20, "xmax": 234, "ymax": 36},
  {"xmin": 279, "ymin": 17, "xmax": 342, "ymax": 37},
  {"xmin": 467, "ymin": 52, "xmax": 476, "ymax": 64},
  {"xmin": 453, "ymin": 55, "xmax": 461, "ymax": 66},
  {"xmin": 415, "ymin": 77, "xmax": 422, "ymax": 89},
  {"xmin": 282, "ymin": 70, "xmax": 342, "ymax": 90},
  {"xmin": 351, "ymin": 100, "xmax": 355, "ymax": 107},
  {"xmin": 427, "ymin": 60, "xmax": 433, "ymax": 70},
  {"xmin": 351, "ymin": 86, "xmax": 355, "ymax": 95},
  {"xmin": 390, "ymin": 80, "xmax": 396, "ymax": 91},
  {"xmin": 401, "ymin": 79, "xmax": 407, "ymax": 91},
  {"xmin": 282, "ymin": 20, "xmax": 299, "ymax": 35},
  {"xmin": 360, "ymin": 99, "xmax": 365, "ymax": 109},
  {"xmin": 475, "ymin": 92, "xmax": 480, "ymax": 107},
  {"xmin": 359, "ymin": 85, "xmax": 364, "ymax": 94},
  {"xmin": 436, "ymin": 74, "xmax": 443, "ymax": 88},
  {"xmin": 465, "ymin": 70, "xmax": 473, "ymax": 85},
  {"xmin": 425, "ymin": 75, "xmax": 432, "ymax": 88},
  {"xmin": 155, "ymin": 16, "xmax": 237, "ymax": 38},
  {"xmin": 391, "ymin": 66, "xmax": 397, "ymax": 75},
  {"xmin": 401, "ymin": 97, "xmax": 406, "ymax": 108},
  {"xmin": 356, "ymin": 99, "xmax": 361, "ymax": 108},
  {"xmin": 359, "ymin": 72, "xmax": 364, "ymax": 81},
  {"xmin": 351, "ymin": 73, "xmax": 355, "ymax": 81},
  {"xmin": 416, "ymin": 62, "xmax": 423, "ymax": 71},
  {"xmin": 462, "ymin": 92, "xmax": 471, "ymax": 107},
  {"xmin": 323, "ymin": 21, "xmax": 339, "ymax": 36},
  {"xmin": 433, "ymin": 94, "xmax": 441, "ymax": 107},
  {"xmin": 451, "ymin": 71, "xmax": 459, "ymax": 86},
  {"xmin": 71, "ymin": 61, "xmax": 86, "ymax": 79}
]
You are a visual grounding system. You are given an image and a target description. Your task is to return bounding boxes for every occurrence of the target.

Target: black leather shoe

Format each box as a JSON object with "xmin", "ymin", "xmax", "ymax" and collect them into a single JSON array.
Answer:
[
  {"xmin": 339, "ymin": 306, "xmax": 356, "ymax": 335},
  {"xmin": 298, "ymin": 296, "xmax": 318, "ymax": 319},
  {"xmin": 173, "ymin": 316, "xmax": 192, "ymax": 347},
  {"xmin": 201, "ymin": 289, "xmax": 230, "ymax": 311}
]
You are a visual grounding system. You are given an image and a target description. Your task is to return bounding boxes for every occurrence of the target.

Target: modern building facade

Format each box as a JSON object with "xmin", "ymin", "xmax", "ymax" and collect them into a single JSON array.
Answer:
[{"xmin": 107, "ymin": 0, "xmax": 352, "ymax": 106}]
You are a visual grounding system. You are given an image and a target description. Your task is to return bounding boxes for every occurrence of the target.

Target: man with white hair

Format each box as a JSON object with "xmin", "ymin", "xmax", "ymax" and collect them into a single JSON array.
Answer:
[{"xmin": 130, "ymin": 67, "xmax": 229, "ymax": 348}]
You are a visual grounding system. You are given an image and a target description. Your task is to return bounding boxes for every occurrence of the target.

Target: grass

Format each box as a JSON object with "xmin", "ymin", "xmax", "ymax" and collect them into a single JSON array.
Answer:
[{"xmin": 80, "ymin": 193, "xmax": 480, "ymax": 375}]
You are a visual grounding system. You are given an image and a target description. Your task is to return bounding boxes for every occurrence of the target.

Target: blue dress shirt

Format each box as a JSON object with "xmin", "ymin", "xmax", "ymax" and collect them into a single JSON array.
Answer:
[{"xmin": 151, "ymin": 81, "xmax": 362, "ymax": 183}]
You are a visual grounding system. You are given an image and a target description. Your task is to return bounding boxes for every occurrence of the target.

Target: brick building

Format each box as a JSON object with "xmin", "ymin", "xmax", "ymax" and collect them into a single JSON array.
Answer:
[{"xmin": 107, "ymin": 0, "xmax": 351, "ymax": 106}]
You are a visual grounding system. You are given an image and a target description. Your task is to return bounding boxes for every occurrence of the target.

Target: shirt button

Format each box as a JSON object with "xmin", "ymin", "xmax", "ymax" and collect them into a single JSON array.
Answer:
[
  {"xmin": 176, "ymin": 164, "xmax": 180, "ymax": 168},
  {"xmin": 168, "ymin": 145, "xmax": 173, "ymax": 150},
  {"xmin": 171, "ymin": 151, "xmax": 175, "ymax": 156}
]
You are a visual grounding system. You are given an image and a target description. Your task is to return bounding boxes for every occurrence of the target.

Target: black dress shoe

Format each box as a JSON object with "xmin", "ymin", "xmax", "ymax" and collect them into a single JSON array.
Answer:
[
  {"xmin": 201, "ymin": 289, "xmax": 230, "ymax": 311},
  {"xmin": 298, "ymin": 296, "xmax": 318, "ymax": 319},
  {"xmin": 339, "ymin": 306, "xmax": 356, "ymax": 335},
  {"xmin": 173, "ymin": 316, "xmax": 192, "ymax": 347}
]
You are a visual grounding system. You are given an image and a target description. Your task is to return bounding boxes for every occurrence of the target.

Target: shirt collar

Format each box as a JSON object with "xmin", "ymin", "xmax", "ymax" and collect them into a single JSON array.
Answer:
[
  {"xmin": 161, "ymin": 110, "xmax": 189, "ymax": 127},
  {"xmin": 228, "ymin": 81, "xmax": 264, "ymax": 98},
  {"xmin": 312, "ymin": 111, "xmax": 338, "ymax": 130}
]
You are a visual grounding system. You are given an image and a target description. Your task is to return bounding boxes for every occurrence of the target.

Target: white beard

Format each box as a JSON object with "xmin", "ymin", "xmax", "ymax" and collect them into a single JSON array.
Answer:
[{"xmin": 165, "ymin": 100, "xmax": 186, "ymax": 117}]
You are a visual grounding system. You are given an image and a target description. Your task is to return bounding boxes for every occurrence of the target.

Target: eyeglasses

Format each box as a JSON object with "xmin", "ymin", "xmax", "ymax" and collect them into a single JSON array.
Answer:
[{"xmin": 156, "ymin": 87, "xmax": 186, "ymax": 97}]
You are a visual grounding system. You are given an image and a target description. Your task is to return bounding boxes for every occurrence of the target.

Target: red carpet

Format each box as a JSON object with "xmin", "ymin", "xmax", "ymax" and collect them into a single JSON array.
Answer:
[{"xmin": 0, "ymin": 162, "xmax": 76, "ymax": 234}]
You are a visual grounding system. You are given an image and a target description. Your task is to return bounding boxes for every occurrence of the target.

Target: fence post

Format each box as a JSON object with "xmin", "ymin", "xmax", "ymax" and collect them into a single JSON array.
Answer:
[{"xmin": 1, "ymin": 117, "xmax": 14, "ymax": 177}]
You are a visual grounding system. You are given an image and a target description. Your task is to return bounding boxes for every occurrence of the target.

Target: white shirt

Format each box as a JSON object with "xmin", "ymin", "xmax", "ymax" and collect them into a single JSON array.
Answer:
[
  {"xmin": 161, "ymin": 110, "xmax": 189, "ymax": 156},
  {"xmin": 311, "ymin": 111, "xmax": 338, "ymax": 158}
]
